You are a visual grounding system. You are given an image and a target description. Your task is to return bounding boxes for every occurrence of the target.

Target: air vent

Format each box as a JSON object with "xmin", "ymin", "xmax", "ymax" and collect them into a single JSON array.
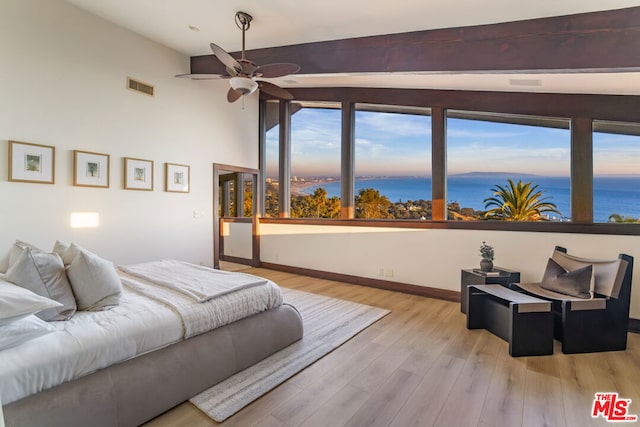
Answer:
[{"xmin": 127, "ymin": 77, "xmax": 154, "ymax": 97}]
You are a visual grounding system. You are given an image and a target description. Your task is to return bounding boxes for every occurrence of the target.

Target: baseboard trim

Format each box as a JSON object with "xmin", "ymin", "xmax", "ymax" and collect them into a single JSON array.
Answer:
[
  {"xmin": 259, "ymin": 262, "xmax": 640, "ymax": 333},
  {"xmin": 220, "ymin": 255, "xmax": 256, "ymax": 267},
  {"xmin": 259, "ymin": 262, "xmax": 461, "ymax": 303}
]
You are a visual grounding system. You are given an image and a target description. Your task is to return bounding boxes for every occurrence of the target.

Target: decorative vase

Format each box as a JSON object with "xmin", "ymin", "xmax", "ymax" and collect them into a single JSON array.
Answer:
[{"xmin": 480, "ymin": 259, "xmax": 493, "ymax": 272}]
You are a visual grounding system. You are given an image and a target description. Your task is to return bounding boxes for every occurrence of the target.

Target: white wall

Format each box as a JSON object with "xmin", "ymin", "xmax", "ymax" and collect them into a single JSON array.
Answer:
[
  {"xmin": 222, "ymin": 222, "xmax": 253, "ymax": 260},
  {"xmin": 0, "ymin": 0, "xmax": 259, "ymax": 266},
  {"xmin": 260, "ymin": 224, "xmax": 640, "ymax": 318}
]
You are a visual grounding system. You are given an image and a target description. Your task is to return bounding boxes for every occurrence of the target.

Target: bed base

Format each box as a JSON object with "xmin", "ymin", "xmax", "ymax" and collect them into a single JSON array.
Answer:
[{"xmin": 3, "ymin": 304, "xmax": 303, "ymax": 427}]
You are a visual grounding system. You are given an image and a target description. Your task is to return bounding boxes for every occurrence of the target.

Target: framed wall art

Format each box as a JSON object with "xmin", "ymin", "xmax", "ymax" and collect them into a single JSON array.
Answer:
[
  {"xmin": 74, "ymin": 150, "xmax": 110, "ymax": 188},
  {"xmin": 165, "ymin": 163, "xmax": 190, "ymax": 193},
  {"xmin": 8, "ymin": 140, "xmax": 55, "ymax": 184},
  {"xmin": 124, "ymin": 157, "xmax": 154, "ymax": 191}
]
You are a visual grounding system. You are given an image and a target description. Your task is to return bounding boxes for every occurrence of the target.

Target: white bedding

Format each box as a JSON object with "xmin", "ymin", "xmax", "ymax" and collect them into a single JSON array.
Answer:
[
  {"xmin": 119, "ymin": 259, "xmax": 268, "ymax": 302},
  {"xmin": 0, "ymin": 265, "xmax": 283, "ymax": 405}
]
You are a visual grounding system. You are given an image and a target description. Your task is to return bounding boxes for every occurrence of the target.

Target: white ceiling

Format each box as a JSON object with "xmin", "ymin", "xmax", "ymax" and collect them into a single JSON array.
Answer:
[{"xmin": 64, "ymin": 0, "xmax": 640, "ymax": 95}]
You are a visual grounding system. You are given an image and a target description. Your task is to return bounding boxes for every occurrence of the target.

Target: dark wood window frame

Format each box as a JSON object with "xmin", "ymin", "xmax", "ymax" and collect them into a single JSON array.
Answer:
[{"xmin": 259, "ymin": 87, "xmax": 640, "ymax": 236}]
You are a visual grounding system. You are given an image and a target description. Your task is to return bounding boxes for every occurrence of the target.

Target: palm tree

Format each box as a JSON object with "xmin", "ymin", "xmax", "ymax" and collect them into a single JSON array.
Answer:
[{"xmin": 483, "ymin": 179, "xmax": 561, "ymax": 221}]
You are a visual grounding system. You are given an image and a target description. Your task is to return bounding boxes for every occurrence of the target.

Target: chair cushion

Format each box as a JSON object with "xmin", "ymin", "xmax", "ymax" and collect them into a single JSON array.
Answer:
[
  {"xmin": 540, "ymin": 258, "xmax": 592, "ymax": 299},
  {"xmin": 552, "ymin": 250, "xmax": 627, "ymax": 299}
]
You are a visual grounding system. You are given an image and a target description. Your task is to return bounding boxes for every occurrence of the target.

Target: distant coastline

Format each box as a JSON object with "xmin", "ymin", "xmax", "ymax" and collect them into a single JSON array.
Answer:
[
  {"xmin": 289, "ymin": 178, "xmax": 340, "ymax": 196},
  {"xmin": 272, "ymin": 174, "xmax": 640, "ymax": 222}
]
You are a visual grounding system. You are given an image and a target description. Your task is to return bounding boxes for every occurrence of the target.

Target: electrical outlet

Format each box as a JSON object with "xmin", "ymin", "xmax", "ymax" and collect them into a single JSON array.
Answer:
[
  {"xmin": 378, "ymin": 268, "xmax": 384, "ymax": 276},
  {"xmin": 384, "ymin": 268, "xmax": 394, "ymax": 278}
]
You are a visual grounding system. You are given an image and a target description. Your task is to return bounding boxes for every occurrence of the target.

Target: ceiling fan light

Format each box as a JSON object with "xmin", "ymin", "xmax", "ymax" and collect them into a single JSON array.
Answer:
[{"xmin": 229, "ymin": 76, "xmax": 258, "ymax": 95}]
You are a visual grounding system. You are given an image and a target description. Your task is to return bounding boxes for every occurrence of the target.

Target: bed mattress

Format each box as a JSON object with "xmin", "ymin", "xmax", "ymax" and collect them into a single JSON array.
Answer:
[{"xmin": 0, "ymin": 267, "xmax": 283, "ymax": 405}]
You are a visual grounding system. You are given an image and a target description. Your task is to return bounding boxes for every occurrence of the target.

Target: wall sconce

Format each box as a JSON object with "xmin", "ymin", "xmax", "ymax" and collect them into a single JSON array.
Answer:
[{"xmin": 70, "ymin": 212, "xmax": 100, "ymax": 228}]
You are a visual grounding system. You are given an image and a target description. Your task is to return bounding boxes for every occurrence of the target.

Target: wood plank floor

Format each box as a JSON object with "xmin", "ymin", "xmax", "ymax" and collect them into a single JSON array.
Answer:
[{"xmin": 146, "ymin": 265, "xmax": 640, "ymax": 427}]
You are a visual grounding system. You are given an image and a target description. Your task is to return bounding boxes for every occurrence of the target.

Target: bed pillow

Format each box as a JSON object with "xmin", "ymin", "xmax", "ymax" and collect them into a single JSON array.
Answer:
[
  {"xmin": 540, "ymin": 258, "xmax": 593, "ymax": 299},
  {"xmin": 0, "ymin": 314, "xmax": 56, "ymax": 351},
  {"xmin": 66, "ymin": 248, "xmax": 122, "ymax": 311},
  {"xmin": 0, "ymin": 251, "xmax": 9, "ymax": 273},
  {"xmin": 4, "ymin": 248, "xmax": 77, "ymax": 321},
  {"xmin": 0, "ymin": 279, "xmax": 63, "ymax": 325},
  {"xmin": 52, "ymin": 241, "xmax": 82, "ymax": 266},
  {"xmin": 52, "ymin": 240, "xmax": 71, "ymax": 261},
  {"xmin": 6, "ymin": 240, "xmax": 41, "ymax": 269}
]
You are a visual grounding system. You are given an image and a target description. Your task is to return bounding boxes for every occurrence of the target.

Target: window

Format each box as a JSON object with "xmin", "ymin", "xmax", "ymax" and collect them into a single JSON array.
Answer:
[
  {"xmin": 446, "ymin": 110, "xmax": 571, "ymax": 221},
  {"xmin": 354, "ymin": 105, "xmax": 432, "ymax": 219},
  {"xmin": 289, "ymin": 103, "xmax": 342, "ymax": 218},
  {"xmin": 593, "ymin": 121, "xmax": 640, "ymax": 223}
]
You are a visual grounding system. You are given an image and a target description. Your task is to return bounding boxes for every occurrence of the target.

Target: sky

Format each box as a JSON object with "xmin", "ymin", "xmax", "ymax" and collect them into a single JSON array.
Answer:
[{"xmin": 265, "ymin": 108, "xmax": 640, "ymax": 178}]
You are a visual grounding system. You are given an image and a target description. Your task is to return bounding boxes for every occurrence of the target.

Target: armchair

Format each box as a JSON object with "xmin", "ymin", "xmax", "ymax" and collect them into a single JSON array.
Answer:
[{"xmin": 510, "ymin": 246, "xmax": 633, "ymax": 354}]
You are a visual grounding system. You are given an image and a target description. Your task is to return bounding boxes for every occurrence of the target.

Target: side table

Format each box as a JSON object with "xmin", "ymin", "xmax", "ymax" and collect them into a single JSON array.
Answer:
[{"xmin": 460, "ymin": 267, "xmax": 520, "ymax": 314}]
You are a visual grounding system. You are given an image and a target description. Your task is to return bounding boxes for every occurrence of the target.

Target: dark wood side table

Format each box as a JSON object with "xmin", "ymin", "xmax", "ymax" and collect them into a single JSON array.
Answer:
[{"xmin": 460, "ymin": 267, "xmax": 520, "ymax": 314}]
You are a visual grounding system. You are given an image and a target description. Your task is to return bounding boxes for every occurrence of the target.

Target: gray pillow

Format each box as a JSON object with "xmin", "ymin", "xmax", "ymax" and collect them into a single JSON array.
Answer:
[
  {"xmin": 540, "ymin": 258, "xmax": 592, "ymax": 299},
  {"xmin": 4, "ymin": 248, "xmax": 77, "ymax": 321},
  {"xmin": 66, "ymin": 248, "xmax": 122, "ymax": 311}
]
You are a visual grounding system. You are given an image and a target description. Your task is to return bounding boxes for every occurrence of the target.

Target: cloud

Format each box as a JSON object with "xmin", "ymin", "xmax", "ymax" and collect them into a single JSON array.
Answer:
[{"xmin": 356, "ymin": 111, "xmax": 431, "ymax": 138}]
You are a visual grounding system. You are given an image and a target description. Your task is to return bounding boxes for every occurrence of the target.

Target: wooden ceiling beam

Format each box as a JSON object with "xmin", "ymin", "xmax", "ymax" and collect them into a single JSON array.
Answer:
[{"xmin": 191, "ymin": 7, "xmax": 640, "ymax": 75}]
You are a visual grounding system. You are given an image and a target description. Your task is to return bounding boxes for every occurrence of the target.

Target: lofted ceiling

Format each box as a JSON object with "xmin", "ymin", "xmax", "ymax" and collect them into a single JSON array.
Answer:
[{"xmin": 64, "ymin": 0, "xmax": 640, "ymax": 95}]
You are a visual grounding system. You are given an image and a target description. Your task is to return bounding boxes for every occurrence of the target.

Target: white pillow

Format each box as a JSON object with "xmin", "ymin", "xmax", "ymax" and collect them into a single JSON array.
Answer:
[
  {"xmin": 0, "ymin": 250, "xmax": 9, "ymax": 274},
  {"xmin": 60, "ymin": 242, "xmax": 87, "ymax": 266},
  {"xmin": 52, "ymin": 240, "xmax": 71, "ymax": 261},
  {"xmin": 7, "ymin": 240, "xmax": 41, "ymax": 269},
  {"xmin": 67, "ymin": 248, "xmax": 122, "ymax": 311},
  {"xmin": 0, "ymin": 314, "xmax": 56, "ymax": 350},
  {"xmin": 4, "ymin": 248, "xmax": 77, "ymax": 321},
  {"xmin": 0, "ymin": 280, "xmax": 62, "ymax": 325}
]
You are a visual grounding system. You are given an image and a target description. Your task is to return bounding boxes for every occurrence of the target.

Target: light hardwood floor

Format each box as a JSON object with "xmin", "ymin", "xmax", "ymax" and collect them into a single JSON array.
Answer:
[{"xmin": 146, "ymin": 266, "xmax": 640, "ymax": 427}]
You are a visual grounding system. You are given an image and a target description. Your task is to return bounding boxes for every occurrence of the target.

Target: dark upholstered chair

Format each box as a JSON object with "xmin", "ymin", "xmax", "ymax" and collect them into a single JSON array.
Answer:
[{"xmin": 510, "ymin": 246, "xmax": 633, "ymax": 354}]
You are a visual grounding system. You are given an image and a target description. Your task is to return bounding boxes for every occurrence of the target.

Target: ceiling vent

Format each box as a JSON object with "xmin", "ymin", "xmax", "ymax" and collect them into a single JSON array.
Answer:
[{"xmin": 127, "ymin": 77, "xmax": 154, "ymax": 97}]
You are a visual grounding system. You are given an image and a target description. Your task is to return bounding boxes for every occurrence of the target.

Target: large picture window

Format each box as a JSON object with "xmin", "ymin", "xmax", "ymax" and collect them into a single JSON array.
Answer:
[
  {"xmin": 593, "ymin": 121, "xmax": 640, "ymax": 223},
  {"xmin": 259, "ymin": 90, "xmax": 640, "ymax": 233},
  {"xmin": 289, "ymin": 103, "xmax": 342, "ymax": 218},
  {"xmin": 354, "ymin": 105, "xmax": 432, "ymax": 219},
  {"xmin": 446, "ymin": 111, "xmax": 571, "ymax": 221}
]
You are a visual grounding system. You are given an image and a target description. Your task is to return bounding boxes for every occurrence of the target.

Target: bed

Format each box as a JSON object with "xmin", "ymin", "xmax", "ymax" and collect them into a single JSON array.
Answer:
[{"xmin": 0, "ymin": 255, "xmax": 303, "ymax": 427}]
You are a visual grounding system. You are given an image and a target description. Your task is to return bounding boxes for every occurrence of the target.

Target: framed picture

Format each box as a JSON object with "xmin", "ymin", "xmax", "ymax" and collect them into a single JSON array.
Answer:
[
  {"xmin": 74, "ymin": 150, "xmax": 110, "ymax": 188},
  {"xmin": 8, "ymin": 140, "xmax": 55, "ymax": 184},
  {"xmin": 165, "ymin": 163, "xmax": 190, "ymax": 193},
  {"xmin": 124, "ymin": 157, "xmax": 154, "ymax": 191}
]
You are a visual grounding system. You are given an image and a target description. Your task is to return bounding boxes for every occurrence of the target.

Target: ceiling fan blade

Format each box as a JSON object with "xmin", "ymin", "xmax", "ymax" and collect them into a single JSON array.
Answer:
[
  {"xmin": 258, "ymin": 81, "xmax": 294, "ymax": 100},
  {"xmin": 175, "ymin": 73, "xmax": 229, "ymax": 80},
  {"xmin": 210, "ymin": 43, "xmax": 242, "ymax": 75},
  {"xmin": 254, "ymin": 63, "xmax": 301, "ymax": 78},
  {"xmin": 227, "ymin": 87, "xmax": 242, "ymax": 103}
]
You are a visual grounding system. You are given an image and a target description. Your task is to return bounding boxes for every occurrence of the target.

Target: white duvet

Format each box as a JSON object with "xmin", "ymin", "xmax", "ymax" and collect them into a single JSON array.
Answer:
[{"xmin": 0, "ymin": 265, "xmax": 283, "ymax": 405}]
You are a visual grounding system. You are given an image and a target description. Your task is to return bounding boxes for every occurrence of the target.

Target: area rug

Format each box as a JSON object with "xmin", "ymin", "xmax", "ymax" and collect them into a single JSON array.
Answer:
[{"xmin": 190, "ymin": 288, "xmax": 390, "ymax": 422}]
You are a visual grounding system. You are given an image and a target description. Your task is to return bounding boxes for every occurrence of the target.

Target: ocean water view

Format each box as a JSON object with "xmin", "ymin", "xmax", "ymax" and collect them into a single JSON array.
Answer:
[{"xmin": 304, "ymin": 176, "xmax": 640, "ymax": 222}]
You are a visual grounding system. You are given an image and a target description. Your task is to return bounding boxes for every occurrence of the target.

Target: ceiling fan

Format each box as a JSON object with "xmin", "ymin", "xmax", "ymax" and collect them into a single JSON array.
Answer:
[{"xmin": 176, "ymin": 11, "xmax": 300, "ymax": 103}]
